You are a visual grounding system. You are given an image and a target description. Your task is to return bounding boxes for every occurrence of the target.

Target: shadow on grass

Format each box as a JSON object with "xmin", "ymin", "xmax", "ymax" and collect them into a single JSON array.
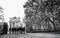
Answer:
[
  {"xmin": 27, "ymin": 30, "xmax": 60, "ymax": 34},
  {"xmin": 0, "ymin": 35, "xmax": 4, "ymax": 38}
]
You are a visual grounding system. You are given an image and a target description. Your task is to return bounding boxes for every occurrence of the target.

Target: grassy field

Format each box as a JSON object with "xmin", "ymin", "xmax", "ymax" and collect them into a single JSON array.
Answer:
[{"xmin": 0, "ymin": 33, "xmax": 60, "ymax": 38}]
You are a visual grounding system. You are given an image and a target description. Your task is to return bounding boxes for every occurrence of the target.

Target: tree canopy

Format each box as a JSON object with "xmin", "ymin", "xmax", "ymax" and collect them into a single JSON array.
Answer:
[{"xmin": 23, "ymin": 0, "xmax": 60, "ymax": 31}]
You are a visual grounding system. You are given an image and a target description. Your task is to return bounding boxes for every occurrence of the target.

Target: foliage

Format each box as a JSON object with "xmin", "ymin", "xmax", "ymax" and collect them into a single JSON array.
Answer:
[
  {"xmin": 0, "ymin": 7, "xmax": 3, "ymax": 13},
  {"xmin": 23, "ymin": 0, "xmax": 60, "ymax": 31}
]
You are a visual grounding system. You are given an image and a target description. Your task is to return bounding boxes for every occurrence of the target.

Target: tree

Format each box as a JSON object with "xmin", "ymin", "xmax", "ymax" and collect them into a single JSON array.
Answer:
[
  {"xmin": 42, "ymin": 0, "xmax": 60, "ymax": 30},
  {"xmin": 0, "ymin": 7, "xmax": 4, "ymax": 13},
  {"xmin": 23, "ymin": 0, "xmax": 60, "ymax": 31},
  {"xmin": 0, "ymin": 7, "xmax": 4, "ymax": 22}
]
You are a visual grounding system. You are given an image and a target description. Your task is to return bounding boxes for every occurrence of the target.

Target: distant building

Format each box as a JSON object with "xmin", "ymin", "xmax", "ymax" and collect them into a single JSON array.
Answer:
[{"xmin": 9, "ymin": 17, "xmax": 22, "ymax": 28}]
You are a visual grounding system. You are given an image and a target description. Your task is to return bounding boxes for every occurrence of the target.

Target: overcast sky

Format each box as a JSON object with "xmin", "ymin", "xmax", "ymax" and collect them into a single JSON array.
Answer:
[{"xmin": 0, "ymin": 0, "xmax": 27, "ymax": 22}]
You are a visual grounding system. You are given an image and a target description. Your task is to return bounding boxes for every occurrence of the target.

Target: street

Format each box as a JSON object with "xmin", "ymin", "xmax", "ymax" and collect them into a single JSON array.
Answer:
[{"xmin": 0, "ymin": 33, "xmax": 60, "ymax": 38}]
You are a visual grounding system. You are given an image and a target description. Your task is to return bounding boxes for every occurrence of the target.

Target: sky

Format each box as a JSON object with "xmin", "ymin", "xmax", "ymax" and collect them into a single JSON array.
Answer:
[{"xmin": 0, "ymin": 0, "xmax": 27, "ymax": 22}]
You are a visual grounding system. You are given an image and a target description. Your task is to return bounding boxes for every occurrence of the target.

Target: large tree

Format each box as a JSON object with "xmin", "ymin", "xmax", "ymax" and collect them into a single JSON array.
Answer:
[
  {"xmin": 42, "ymin": 0, "xmax": 60, "ymax": 30},
  {"xmin": 0, "ymin": 7, "xmax": 4, "ymax": 22},
  {"xmin": 23, "ymin": 0, "xmax": 60, "ymax": 31}
]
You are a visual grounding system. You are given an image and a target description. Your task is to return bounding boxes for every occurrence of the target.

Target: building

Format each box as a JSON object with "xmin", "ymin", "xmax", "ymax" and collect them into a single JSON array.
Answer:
[
  {"xmin": 9, "ymin": 17, "xmax": 22, "ymax": 28},
  {"xmin": 9, "ymin": 17, "xmax": 26, "ymax": 34}
]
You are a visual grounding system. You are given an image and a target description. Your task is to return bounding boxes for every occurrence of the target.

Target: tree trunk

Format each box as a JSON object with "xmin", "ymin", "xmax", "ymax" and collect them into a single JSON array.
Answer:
[{"xmin": 47, "ymin": 18, "xmax": 56, "ymax": 31}]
